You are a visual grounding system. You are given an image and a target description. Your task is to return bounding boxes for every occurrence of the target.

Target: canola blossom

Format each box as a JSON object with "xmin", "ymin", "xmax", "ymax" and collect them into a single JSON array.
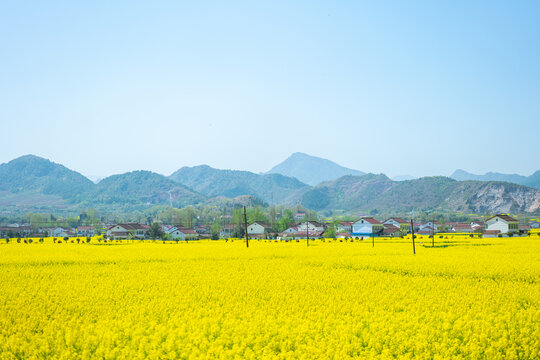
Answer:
[{"xmin": 0, "ymin": 236, "xmax": 539, "ymax": 359}]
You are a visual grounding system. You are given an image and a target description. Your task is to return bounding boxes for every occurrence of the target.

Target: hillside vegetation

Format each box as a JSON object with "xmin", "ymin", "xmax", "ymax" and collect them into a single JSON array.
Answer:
[{"xmin": 169, "ymin": 165, "xmax": 309, "ymax": 204}]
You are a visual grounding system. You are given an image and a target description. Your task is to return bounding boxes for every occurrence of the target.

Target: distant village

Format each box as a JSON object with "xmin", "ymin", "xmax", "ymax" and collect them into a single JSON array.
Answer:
[{"xmin": 1, "ymin": 213, "xmax": 538, "ymax": 241}]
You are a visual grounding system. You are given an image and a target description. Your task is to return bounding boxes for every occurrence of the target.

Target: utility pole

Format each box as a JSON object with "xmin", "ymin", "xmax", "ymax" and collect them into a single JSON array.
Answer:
[
  {"xmin": 243, "ymin": 206, "xmax": 249, "ymax": 248},
  {"xmin": 306, "ymin": 220, "xmax": 309, "ymax": 246},
  {"xmin": 410, "ymin": 219, "xmax": 416, "ymax": 255},
  {"xmin": 432, "ymin": 220, "xmax": 435, "ymax": 247}
]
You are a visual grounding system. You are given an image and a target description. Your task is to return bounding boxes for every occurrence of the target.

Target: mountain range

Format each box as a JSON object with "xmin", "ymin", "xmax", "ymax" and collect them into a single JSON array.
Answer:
[
  {"xmin": 0, "ymin": 154, "xmax": 539, "ymax": 215},
  {"xmin": 301, "ymin": 174, "xmax": 540, "ymax": 214},
  {"xmin": 450, "ymin": 169, "xmax": 540, "ymax": 190}
]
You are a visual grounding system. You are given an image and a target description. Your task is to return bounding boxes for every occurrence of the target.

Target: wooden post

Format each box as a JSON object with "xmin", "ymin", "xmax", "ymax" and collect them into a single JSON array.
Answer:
[
  {"xmin": 410, "ymin": 219, "xmax": 416, "ymax": 255},
  {"xmin": 306, "ymin": 220, "xmax": 309, "ymax": 246},
  {"xmin": 432, "ymin": 220, "xmax": 435, "ymax": 247},
  {"xmin": 243, "ymin": 206, "xmax": 249, "ymax": 248},
  {"xmin": 372, "ymin": 230, "xmax": 374, "ymax": 247}
]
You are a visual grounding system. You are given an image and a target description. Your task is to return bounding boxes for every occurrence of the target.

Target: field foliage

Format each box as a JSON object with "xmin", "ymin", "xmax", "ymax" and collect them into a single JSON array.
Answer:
[{"xmin": 1, "ymin": 236, "xmax": 539, "ymax": 359}]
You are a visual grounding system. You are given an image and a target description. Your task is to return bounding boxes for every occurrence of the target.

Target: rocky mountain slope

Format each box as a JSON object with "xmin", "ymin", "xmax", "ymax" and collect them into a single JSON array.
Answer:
[{"xmin": 301, "ymin": 174, "xmax": 540, "ymax": 214}]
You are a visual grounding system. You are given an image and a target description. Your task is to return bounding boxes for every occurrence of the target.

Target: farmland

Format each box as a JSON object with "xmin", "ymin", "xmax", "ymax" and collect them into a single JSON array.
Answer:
[{"xmin": 1, "ymin": 236, "xmax": 539, "ymax": 359}]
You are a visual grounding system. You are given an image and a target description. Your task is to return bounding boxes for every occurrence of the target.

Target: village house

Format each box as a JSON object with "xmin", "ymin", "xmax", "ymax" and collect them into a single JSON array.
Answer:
[
  {"xmin": 247, "ymin": 222, "xmax": 272, "ymax": 239},
  {"xmin": 279, "ymin": 230, "xmax": 324, "ymax": 240},
  {"xmin": 77, "ymin": 226, "xmax": 95, "ymax": 237},
  {"xmin": 451, "ymin": 223, "xmax": 473, "ymax": 233},
  {"xmin": 336, "ymin": 221, "xmax": 354, "ymax": 233},
  {"xmin": 282, "ymin": 226, "xmax": 299, "ymax": 235},
  {"xmin": 294, "ymin": 213, "xmax": 306, "ymax": 221},
  {"xmin": 296, "ymin": 221, "xmax": 325, "ymax": 233},
  {"xmin": 220, "ymin": 224, "xmax": 235, "ymax": 239},
  {"xmin": 55, "ymin": 229, "xmax": 76, "ymax": 238},
  {"xmin": 471, "ymin": 221, "xmax": 485, "ymax": 232},
  {"xmin": 485, "ymin": 215, "xmax": 519, "ymax": 234},
  {"xmin": 483, "ymin": 230, "xmax": 501, "ymax": 238},
  {"xmin": 419, "ymin": 221, "xmax": 442, "ymax": 232},
  {"xmin": 167, "ymin": 226, "xmax": 198, "ymax": 241},
  {"xmin": 52, "ymin": 227, "xmax": 68, "ymax": 237},
  {"xmin": 107, "ymin": 223, "xmax": 150, "ymax": 240},
  {"xmin": 0, "ymin": 226, "xmax": 33, "ymax": 237},
  {"xmin": 383, "ymin": 218, "xmax": 411, "ymax": 233},
  {"xmin": 352, "ymin": 217, "xmax": 383, "ymax": 236},
  {"xmin": 382, "ymin": 224, "xmax": 402, "ymax": 237}
]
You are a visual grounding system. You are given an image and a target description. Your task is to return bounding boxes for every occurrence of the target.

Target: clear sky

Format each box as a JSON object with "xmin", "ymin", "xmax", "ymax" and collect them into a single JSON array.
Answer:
[{"xmin": 1, "ymin": 0, "xmax": 539, "ymax": 180}]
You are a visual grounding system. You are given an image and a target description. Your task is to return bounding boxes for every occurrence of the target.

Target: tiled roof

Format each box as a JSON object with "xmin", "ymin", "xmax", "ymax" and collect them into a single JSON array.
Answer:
[
  {"xmin": 383, "ymin": 224, "xmax": 400, "ymax": 232},
  {"xmin": 385, "ymin": 218, "xmax": 408, "ymax": 224},
  {"xmin": 360, "ymin": 217, "xmax": 382, "ymax": 225},
  {"xmin": 486, "ymin": 215, "xmax": 518, "ymax": 223}
]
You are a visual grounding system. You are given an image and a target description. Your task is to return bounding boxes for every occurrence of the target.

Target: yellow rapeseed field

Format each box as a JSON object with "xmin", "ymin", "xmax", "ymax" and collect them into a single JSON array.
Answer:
[{"xmin": 1, "ymin": 236, "xmax": 539, "ymax": 359}]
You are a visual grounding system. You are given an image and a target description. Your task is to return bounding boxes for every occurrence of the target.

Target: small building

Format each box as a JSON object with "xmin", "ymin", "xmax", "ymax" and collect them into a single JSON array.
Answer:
[
  {"xmin": 336, "ymin": 221, "xmax": 354, "ymax": 233},
  {"xmin": 290, "ymin": 230, "xmax": 324, "ymax": 239},
  {"xmin": 352, "ymin": 217, "xmax": 383, "ymax": 236},
  {"xmin": 220, "ymin": 224, "xmax": 235, "ymax": 239},
  {"xmin": 485, "ymin": 215, "xmax": 519, "ymax": 234},
  {"xmin": 107, "ymin": 223, "xmax": 150, "ymax": 240},
  {"xmin": 296, "ymin": 221, "xmax": 325, "ymax": 233},
  {"xmin": 383, "ymin": 218, "xmax": 410, "ymax": 233},
  {"xmin": 419, "ymin": 221, "xmax": 441, "ymax": 232},
  {"xmin": 483, "ymin": 230, "xmax": 501, "ymax": 238},
  {"xmin": 382, "ymin": 224, "xmax": 402, "ymax": 237},
  {"xmin": 77, "ymin": 226, "xmax": 95, "ymax": 237},
  {"xmin": 168, "ymin": 227, "xmax": 198, "ymax": 240},
  {"xmin": 294, "ymin": 213, "xmax": 306, "ymax": 221},
  {"xmin": 451, "ymin": 223, "xmax": 473, "ymax": 233},
  {"xmin": 195, "ymin": 225, "xmax": 211, "ymax": 238},
  {"xmin": 282, "ymin": 226, "xmax": 299, "ymax": 235},
  {"xmin": 53, "ymin": 227, "xmax": 67, "ymax": 237},
  {"xmin": 247, "ymin": 222, "xmax": 272, "ymax": 239}
]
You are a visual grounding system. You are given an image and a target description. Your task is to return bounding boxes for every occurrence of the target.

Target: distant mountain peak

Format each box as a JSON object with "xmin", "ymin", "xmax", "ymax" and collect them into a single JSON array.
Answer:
[{"xmin": 267, "ymin": 153, "xmax": 365, "ymax": 186}]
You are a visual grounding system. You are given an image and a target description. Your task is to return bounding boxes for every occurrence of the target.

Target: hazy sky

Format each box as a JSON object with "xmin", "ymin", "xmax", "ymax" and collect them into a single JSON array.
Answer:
[{"xmin": 1, "ymin": 1, "xmax": 539, "ymax": 180}]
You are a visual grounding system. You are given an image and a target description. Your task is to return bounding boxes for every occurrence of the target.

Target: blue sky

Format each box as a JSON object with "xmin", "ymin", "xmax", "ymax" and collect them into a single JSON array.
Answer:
[{"xmin": 1, "ymin": 1, "xmax": 538, "ymax": 179}]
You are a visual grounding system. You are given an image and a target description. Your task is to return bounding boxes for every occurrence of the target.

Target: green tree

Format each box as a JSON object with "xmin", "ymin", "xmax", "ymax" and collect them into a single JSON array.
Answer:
[
  {"xmin": 248, "ymin": 206, "xmax": 267, "ymax": 223},
  {"xmin": 325, "ymin": 223, "xmax": 337, "ymax": 239},
  {"xmin": 210, "ymin": 222, "xmax": 221, "ymax": 240},
  {"xmin": 279, "ymin": 209, "xmax": 295, "ymax": 231},
  {"xmin": 148, "ymin": 222, "xmax": 165, "ymax": 239}
]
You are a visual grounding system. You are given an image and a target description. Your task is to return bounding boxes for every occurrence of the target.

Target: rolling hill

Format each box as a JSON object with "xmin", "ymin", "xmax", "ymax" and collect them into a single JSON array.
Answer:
[
  {"xmin": 90, "ymin": 171, "xmax": 206, "ymax": 211},
  {"xmin": 169, "ymin": 165, "xmax": 309, "ymax": 204},
  {"xmin": 0, "ymin": 155, "xmax": 94, "ymax": 209}
]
